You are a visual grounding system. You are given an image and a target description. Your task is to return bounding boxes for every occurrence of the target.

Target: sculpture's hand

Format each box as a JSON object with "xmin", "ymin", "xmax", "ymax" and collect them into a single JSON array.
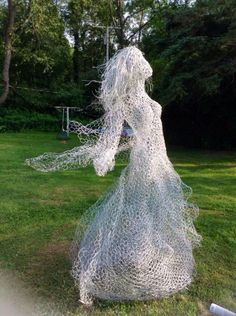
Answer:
[{"xmin": 93, "ymin": 148, "xmax": 116, "ymax": 176}]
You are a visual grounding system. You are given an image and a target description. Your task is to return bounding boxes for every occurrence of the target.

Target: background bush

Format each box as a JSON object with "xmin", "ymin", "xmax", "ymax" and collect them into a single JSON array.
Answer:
[{"xmin": 0, "ymin": 109, "xmax": 60, "ymax": 132}]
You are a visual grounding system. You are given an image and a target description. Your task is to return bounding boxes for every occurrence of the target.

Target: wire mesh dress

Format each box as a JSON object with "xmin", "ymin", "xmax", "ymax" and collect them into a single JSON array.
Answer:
[{"xmin": 26, "ymin": 46, "xmax": 201, "ymax": 305}]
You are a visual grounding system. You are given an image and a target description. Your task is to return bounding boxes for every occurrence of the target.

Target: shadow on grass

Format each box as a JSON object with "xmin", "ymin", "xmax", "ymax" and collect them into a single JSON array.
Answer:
[
  {"xmin": 22, "ymin": 239, "xmax": 158, "ymax": 314},
  {"xmin": 24, "ymin": 239, "xmax": 79, "ymax": 311}
]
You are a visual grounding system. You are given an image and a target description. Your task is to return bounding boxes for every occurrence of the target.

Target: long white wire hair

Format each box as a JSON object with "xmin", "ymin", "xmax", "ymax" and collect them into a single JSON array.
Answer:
[{"xmin": 98, "ymin": 46, "xmax": 153, "ymax": 113}]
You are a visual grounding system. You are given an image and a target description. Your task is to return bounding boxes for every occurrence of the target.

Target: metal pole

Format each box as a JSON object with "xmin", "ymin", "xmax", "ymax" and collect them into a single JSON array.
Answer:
[
  {"xmin": 87, "ymin": 23, "xmax": 120, "ymax": 62},
  {"xmin": 66, "ymin": 107, "xmax": 70, "ymax": 137},
  {"xmin": 106, "ymin": 26, "xmax": 109, "ymax": 62},
  {"xmin": 62, "ymin": 108, "xmax": 65, "ymax": 131}
]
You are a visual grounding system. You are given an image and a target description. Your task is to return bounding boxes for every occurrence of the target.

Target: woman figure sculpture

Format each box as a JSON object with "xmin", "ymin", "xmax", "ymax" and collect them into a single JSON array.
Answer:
[{"xmin": 26, "ymin": 46, "xmax": 201, "ymax": 306}]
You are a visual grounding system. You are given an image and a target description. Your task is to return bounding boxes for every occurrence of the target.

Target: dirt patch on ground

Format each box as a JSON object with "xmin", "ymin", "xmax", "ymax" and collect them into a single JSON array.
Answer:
[
  {"xmin": 37, "ymin": 240, "xmax": 70, "ymax": 258},
  {"xmin": 201, "ymin": 209, "xmax": 227, "ymax": 217},
  {"xmin": 25, "ymin": 240, "xmax": 71, "ymax": 282},
  {"xmin": 32, "ymin": 196, "xmax": 69, "ymax": 206},
  {"xmin": 28, "ymin": 239, "xmax": 70, "ymax": 263},
  {"xmin": 197, "ymin": 300, "xmax": 211, "ymax": 315}
]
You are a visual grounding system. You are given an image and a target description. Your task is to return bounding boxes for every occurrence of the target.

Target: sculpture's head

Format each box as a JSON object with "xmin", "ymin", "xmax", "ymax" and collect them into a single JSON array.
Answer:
[
  {"xmin": 99, "ymin": 46, "xmax": 153, "ymax": 111},
  {"xmin": 122, "ymin": 46, "xmax": 153, "ymax": 80}
]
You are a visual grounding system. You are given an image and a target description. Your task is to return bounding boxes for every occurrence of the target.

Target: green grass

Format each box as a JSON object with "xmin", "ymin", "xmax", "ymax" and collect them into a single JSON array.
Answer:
[{"xmin": 0, "ymin": 132, "xmax": 235, "ymax": 315}]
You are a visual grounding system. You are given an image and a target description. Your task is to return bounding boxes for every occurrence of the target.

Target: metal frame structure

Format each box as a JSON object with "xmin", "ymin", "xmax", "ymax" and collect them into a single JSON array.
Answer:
[{"xmin": 55, "ymin": 106, "xmax": 82, "ymax": 137}]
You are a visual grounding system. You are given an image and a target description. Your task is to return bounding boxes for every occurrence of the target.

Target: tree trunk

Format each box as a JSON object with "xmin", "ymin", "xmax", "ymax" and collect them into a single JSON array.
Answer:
[
  {"xmin": 113, "ymin": 0, "xmax": 128, "ymax": 48},
  {"xmin": 137, "ymin": 10, "xmax": 144, "ymax": 44},
  {"xmin": 73, "ymin": 29, "xmax": 80, "ymax": 83},
  {"xmin": 0, "ymin": 0, "xmax": 16, "ymax": 105}
]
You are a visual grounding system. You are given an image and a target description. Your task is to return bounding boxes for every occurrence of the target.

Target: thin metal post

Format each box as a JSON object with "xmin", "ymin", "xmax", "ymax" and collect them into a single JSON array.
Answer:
[
  {"xmin": 87, "ymin": 24, "xmax": 121, "ymax": 62},
  {"xmin": 106, "ymin": 26, "xmax": 109, "ymax": 62},
  {"xmin": 62, "ymin": 108, "xmax": 65, "ymax": 131},
  {"xmin": 66, "ymin": 107, "xmax": 70, "ymax": 137}
]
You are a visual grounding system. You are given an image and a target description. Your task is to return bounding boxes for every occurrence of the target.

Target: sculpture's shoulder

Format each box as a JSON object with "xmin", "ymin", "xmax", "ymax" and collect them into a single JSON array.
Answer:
[{"xmin": 149, "ymin": 98, "xmax": 162, "ymax": 116}]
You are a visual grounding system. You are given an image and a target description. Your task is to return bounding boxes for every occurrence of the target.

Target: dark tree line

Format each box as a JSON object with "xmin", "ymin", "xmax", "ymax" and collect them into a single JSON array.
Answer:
[{"xmin": 144, "ymin": 0, "xmax": 236, "ymax": 149}]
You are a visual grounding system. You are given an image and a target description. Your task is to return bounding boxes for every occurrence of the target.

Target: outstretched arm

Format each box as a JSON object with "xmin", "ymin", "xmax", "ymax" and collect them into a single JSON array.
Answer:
[
  {"xmin": 92, "ymin": 109, "xmax": 124, "ymax": 176},
  {"xmin": 25, "ymin": 109, "xmax": 125, "ymax": 175},
  {"xmin": 25, "ymin": 144, "xmax": 95, "ymax": 172}
]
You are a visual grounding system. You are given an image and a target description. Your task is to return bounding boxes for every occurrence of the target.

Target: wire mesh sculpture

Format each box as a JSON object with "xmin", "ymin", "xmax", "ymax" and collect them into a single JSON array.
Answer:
[{"xmin": 25, "ymin": 46, "xmax": 201, "ymax": 305}]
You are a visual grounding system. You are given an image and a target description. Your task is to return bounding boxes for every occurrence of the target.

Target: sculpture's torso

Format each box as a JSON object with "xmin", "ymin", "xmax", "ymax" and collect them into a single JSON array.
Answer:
[{"xmin": 124, "ymin": 92, "xmax": 167, "ymax": 154}]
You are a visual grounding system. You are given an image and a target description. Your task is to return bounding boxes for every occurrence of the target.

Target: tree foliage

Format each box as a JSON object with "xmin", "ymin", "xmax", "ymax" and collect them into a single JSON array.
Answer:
[
  {"xmin": 144, "ymin": 0, "xmax": 236, "ymax": 148},
  {"xmin": 12, "ymin": 0, "xmax": 71, "ymax": 87},
  {"xmin": 0, "ymin": 0, "xmax": 235, "ymax": 148}
]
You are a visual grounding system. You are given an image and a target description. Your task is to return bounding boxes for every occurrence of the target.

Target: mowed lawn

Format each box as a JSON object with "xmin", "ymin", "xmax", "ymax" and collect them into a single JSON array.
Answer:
[{"xmin": 0, "ymin": 132, "xmax": 235, "ymax": 316}]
